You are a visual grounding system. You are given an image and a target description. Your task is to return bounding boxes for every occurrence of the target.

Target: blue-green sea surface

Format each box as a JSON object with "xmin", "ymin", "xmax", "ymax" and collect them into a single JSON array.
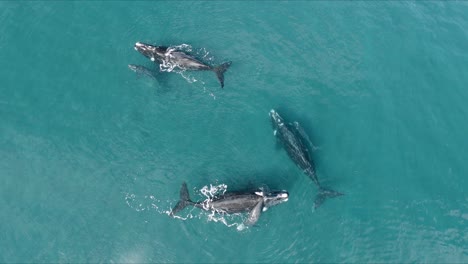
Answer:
[{"xmin": 1, "ymin": 2, "xmax": 467, "ymax": 263}]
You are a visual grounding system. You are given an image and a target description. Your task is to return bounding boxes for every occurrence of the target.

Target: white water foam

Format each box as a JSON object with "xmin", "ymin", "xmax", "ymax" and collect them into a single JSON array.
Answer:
[
  {"xmin": 124, "ymin": 192, "xmax": 164, "ymax": 213},
  {"xmin": 199, "ymin": 184, "xmax": 244, "ymax": 229}
]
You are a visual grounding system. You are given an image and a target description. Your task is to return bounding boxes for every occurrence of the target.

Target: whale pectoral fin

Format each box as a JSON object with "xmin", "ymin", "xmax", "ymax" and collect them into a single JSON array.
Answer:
[
  {"xmin": 244, "ymin": 201, "xmax": 263, "ymax": 226},
  {"xmin": 292, "ymin": 121, "xmax": 319, "ymax": 151}
]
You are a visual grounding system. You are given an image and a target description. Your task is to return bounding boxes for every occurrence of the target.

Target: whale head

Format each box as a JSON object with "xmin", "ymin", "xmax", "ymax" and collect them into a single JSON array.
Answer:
[
  {"xmin": 269, "ymin": 109, "xmax": 285, "ymax": 130},
  {"xmin": 262, "ymin": 190, "xmax": 289, "ymax": 208},
  {"xmin": 134, "ymin": 42, "xmax": 167, "ymax": 62}
]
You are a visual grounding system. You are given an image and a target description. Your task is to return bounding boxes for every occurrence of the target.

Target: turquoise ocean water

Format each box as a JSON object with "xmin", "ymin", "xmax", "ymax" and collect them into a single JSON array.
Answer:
[{"xmin": 1, "ymin": 2, "xmax": 467, "ymax": 263}]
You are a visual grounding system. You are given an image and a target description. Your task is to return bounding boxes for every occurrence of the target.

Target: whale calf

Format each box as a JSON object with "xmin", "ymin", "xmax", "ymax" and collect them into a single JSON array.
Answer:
[
  {"xmin": 270, "ymin": 109, "xmax": 343, "ymax": 208},
  {"xmin": 170, "ymin": 182, "xmax": 288, "ymax": 226},
  {"xmin": 134, "ymin": 42, "xmax": 231, "ymax": 88},
  {"xmin": 128, "ymin": 64, "xmax": 158, "ymax": 79}
]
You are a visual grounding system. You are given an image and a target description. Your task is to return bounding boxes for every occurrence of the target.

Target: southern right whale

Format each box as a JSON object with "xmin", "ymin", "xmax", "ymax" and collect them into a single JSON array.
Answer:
[
  {"xmin": 170, "ymin": 182, "xmax": 289, "ymax": 226},
  {"xmin": 134, "ymin": 42, "xmax": 232, "ymax": 88},
  {"xmin": 269, "ymin": 109, "xmax": 343, "ymax": 208},
  {"xmin": 128, "ymin": 64, "xmax": 158, "ymax": 79}
]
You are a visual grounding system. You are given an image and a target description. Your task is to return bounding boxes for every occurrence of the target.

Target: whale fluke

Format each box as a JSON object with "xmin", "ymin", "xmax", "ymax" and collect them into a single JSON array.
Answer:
[
  {"xmin": 314, "ymin": 188, "xmax": 344, "ymax": 209},
  {"xmin": 170, "ymin": 182, "xmax": 194, "ymax": 217},
  {"xmin": 213, "ymin": 61, "xmax": 232, "ymax": 88}
]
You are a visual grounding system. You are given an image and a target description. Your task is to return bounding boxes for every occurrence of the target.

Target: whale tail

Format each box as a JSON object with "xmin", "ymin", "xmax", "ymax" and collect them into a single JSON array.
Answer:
[
  {"xmin": 314, "ymin": 187, "xmax": 343, "ymax": 209},
  {"xmin": 170, "ymin": 182, "xmax": 194, "ymax": 217},
  {"xmin": 213, "ymin": 61, "xmax": 232, "ymax": 88}
]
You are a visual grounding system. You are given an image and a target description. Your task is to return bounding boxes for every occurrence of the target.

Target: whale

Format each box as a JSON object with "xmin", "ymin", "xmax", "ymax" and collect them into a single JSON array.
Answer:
[
  {"xmin": 269, "ymin": 109, "xmax": 343, "ymax": 208},
  {"xmin": 128, "ymin": 64, "xmax": 158, "ymax": 79},
  {"xmin": 170, "ymin": 182, "xmax": 288, "ymax": 226},
  {"xmin": 134, "ymin": 42, "xmax": 232, "ymax": 88}
]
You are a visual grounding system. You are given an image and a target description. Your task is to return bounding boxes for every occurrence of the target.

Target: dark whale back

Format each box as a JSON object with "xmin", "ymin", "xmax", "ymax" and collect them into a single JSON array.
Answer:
[
  {"xmin": 270, "ymin": 110, "xmax": 343, "ymax": 208},
  {"xmin": 278, "ymin": 124, "xmax": 315, "ymax": 177},
  {"xmin": 204, "ymin": 193, "xmax": 263, "ymax": 214}
]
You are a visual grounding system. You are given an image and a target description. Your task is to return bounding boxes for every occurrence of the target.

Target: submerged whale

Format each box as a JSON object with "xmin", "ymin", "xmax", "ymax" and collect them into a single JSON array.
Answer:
[
  {"xmin": 269, "ymin": 109, "xmax": 343, "ymax": 208},
  {"xmin": 170, "ymin": 182, "xmax": 288, "ymax": 226},
  {"xmin": 134, "ymin": 42, "xmax": 232, "ymax": 88},
  {"xmin": 128, "ymin": 64, "xmax": 158, "ymax": 79}
]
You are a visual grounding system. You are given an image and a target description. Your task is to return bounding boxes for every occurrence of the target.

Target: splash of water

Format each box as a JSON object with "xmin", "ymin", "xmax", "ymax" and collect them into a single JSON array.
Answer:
[
  {"xmin": 198, "ymin": 184, "xmax": 247, "ymax": 229},
  {"xmin": 199, "ymin": 184, "xmax": 228, "ymax": 211},
  {"xmin": 124, "ymin": 192, "xmax": 164, "ymax": 214},
  {"xmin": 173, "ymin": 43, "xmax": 192, "ymax": 53},
  {"xmin": 200, "ymin": 183, "xmax": 228, "ymax": 198}
]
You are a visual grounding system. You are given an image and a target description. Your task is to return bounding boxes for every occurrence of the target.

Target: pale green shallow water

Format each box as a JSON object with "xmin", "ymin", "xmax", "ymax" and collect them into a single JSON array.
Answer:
[{"xmin": 1, "ymin": 2, "xmax": 467, "ymax": 263}]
